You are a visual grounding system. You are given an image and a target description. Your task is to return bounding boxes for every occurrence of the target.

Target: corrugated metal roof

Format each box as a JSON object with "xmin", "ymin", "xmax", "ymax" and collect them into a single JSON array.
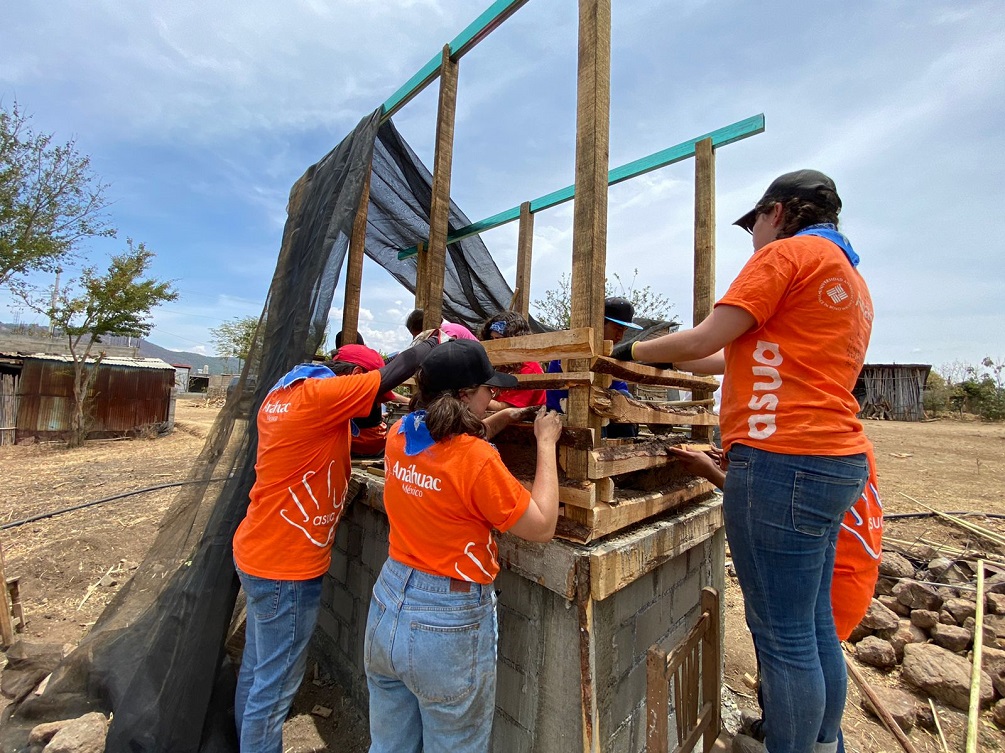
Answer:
[{"xmin": 23, "ymin": 354, "xmax": 175, "ymax": 371}]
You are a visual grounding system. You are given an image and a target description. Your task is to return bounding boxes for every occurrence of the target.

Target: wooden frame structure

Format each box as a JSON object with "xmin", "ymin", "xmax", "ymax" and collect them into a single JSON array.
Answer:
[{"xmin": 646, "ymin": 587, "xmax": 722, "ymax": 753}]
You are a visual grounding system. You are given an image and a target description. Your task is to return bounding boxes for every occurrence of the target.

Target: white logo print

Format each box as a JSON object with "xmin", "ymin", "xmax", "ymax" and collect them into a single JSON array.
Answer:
[
  {"xmin": 747, "ymin": 340, "xmax": 782, "ymax": 440},
  {"xmin": 279, "ymin": 461, "xmax": 347, "ymax": 547},
  {"xmin": 826, "ymin": 284, "xmax": 849, "ymax": 304},
  {"xmin": 453, "ymin": 532, "xmax": 497, "ymax": 582}
]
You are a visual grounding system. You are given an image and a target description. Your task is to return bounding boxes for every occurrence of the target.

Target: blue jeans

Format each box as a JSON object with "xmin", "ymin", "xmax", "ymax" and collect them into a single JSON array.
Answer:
[
  {"xmin": 723, "ymin": 444, "xmax": 867, "ymax": 753},
  {"xmin": 235, "ymin": 567, "xmax": 324, "ymax": 753},
  {"xmin": 365, "ymin": 558, "xmax": 498, "ymax": 753}
]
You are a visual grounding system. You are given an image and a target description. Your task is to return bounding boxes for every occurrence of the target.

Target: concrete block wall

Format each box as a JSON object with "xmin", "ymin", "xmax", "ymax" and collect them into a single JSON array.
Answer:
[{"xmin": 311, "ymin": 484, "xmax": 725, "ymax": 753}]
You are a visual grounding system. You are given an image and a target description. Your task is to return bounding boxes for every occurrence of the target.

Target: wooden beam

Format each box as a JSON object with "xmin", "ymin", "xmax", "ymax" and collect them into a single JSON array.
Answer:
[
  {"xmin": 517, "ymin": 478, "xmax": 599, "ymax": 508},
  {"xmin": 592, "ymin": 356, "xmax": 719, "ymax": 392},
  {"xmin": 413, "ymin": 242, "xmax": 427, "ymax": 308},
  {"xmin": 514, "ymin": 200, "xmax": 534, "ymax": 318},
  {"xmin": 575, "ymin": 556, "xmax": 601, "ymax": 753},
  {"xmin": 590, "ymin": 387, "xmax": 719, "ymax": 426},
  {"xmin": 492, "ymin": 422, "xmax": 596, "ymax": 450},
  {"xmin": 507, "ymin": 371, "xmax": 592, "ymax": 389},
  {"xmin": 692, "ymin": 137, "xmax": 716, "ymax": 442},
  {"xmin": 396, "ymin": 114, "xmax": 766, "ymax": 260},
  {"xmin": 340, "ymin": 166, "xmax": 371, "ymax": 346},
  {"xmin": 495, "ymin": 532, "xmax": 580, "ymax": 600},
  {"xmin": 701, "ymin": 586, "xmax": 722, "ymax": 751},
  {"xmin": 380, "ymin": 0, "xmax": 531, "ymax": 120},
  {"xmin": 585, "ymin": 440, "xmax": 714, "ymax": 479},
  {"xmin": 422, "ymin": 46, "xmax": 459, "ymax": 331},
  {"xmin": 588, "ymin": 498, "xmax": 723, "ymax": 598},
  {"xmin": 480, "ymin": 328, "xmax": 595, "ymax": 366},
  {"xmin": 0, "ymin": 539, "xmax": 14, "ymax": 647}
]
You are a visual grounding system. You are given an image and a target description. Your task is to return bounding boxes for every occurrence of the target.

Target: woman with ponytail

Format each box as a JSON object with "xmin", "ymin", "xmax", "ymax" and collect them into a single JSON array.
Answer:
[{"xmin": 364, "ymin": 339, "xmax": 562, "ymax": 753}]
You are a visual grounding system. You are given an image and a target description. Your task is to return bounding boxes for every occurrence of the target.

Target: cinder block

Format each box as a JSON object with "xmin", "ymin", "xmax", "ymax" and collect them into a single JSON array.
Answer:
[
  {"xmin": 320, "ymin": 575, "xmax": 335, "ymax": 609},
  {"xmin": 491, "ymin": 709, "xmax": 533, "ymax": 753},
  {"xmin": 316, "ymin": 608, "xmax": 341, "ymax": 644},
  {"xmin": 633, "ymin": 599, "xmax": 665, "ymax": 660},
  {"xmin": 334, "ymin": 521, "xmax": 350, "ymax": 552},
  {"xmin": 495, "ymin": 569, "xmax": 540, "ymax": 620},
  {"xmin": 495, "ymin": 659, "xmax": 533, "ymax": 727},
  {"xmin": 498, "ymin": 608, "xmax": 533, "ymax": 667},
  {"xmin": 613, "ymin": 569, "xmax": 658, "ymax": 627},
  {"xmin": 331, "ymin": 584, "xmax": 354, "ymax": 623},
  {"xmin": 329, "ymin": 549, "xmax": 349, "ymax": 584},
  {"xmin": 601, "ymin": 657, "xmax": 646, "ymax": 743}
]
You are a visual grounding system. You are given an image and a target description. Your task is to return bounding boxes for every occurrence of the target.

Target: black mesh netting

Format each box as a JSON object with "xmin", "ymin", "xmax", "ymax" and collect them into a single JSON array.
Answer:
[{"xmin": 0, "ymin": 109, "xmax": 525, "ymax": 752}]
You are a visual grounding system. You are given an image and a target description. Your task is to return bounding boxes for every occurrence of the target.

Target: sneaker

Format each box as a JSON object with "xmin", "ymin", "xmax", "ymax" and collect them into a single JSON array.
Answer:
[
  {"xmin": 739, "ymin": 710, "xmax": 766, "ymax": 742},
  {"xmin": 731, "ymin": 733, "xmax": 767, "ymax": 753}
]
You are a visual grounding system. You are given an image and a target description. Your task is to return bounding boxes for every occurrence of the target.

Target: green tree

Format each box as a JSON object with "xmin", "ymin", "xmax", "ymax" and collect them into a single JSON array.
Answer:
[
  {"xmin": 1, "ymin": 101, "xmax": 115, "ymax": 286},
  {"xmin": 210, "ymin": 315, "xmax": 260, "ymax": 372},
  {"xmin": 531, "ymin": 269, "xmax": 677, "ymax": 330},
  {"xmin": 20, "ymin": 240, "xmax": 177, "ymax": 447}
]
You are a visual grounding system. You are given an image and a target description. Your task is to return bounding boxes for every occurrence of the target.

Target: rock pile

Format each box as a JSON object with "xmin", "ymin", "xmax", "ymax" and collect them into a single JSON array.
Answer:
[{"xmin": 846, "ymin": 548, "xmax": 1005, "ymax": 728}]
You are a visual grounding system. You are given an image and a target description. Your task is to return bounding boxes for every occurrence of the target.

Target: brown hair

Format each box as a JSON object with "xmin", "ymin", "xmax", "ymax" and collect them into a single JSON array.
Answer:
[
  {"xmin": 755, "ymin": 194, "xmax": 841, "ymax": 239},
  {"xmin": 479, "ymin": 310, "xmax": 531, "ymax": 341},
  {"xmin": 410, "ymin": 369, "xmax": 486, "ymax": 442}
]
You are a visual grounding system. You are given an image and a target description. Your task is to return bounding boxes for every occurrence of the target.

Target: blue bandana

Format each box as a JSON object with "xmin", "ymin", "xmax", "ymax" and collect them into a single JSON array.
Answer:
[
  {"xmin": 489, "ymin": 320, "xmax": 507, "ymax": 336},
  {"xmin": 397, "ymin": 410, "xmax": 435, "ymax": 456},
  {"xmin": 267, "ymin": 363, "xmax": 336, "ymax": 393},
  {"xmin": 795, "ymin": 223, "xmax": 860, "ymax": 267}
]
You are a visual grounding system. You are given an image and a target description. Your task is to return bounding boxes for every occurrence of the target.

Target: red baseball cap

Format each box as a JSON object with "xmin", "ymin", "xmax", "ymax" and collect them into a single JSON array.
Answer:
[{"xmin": 334, "ymin": 344, "xmax": 396, "ymax": 403}]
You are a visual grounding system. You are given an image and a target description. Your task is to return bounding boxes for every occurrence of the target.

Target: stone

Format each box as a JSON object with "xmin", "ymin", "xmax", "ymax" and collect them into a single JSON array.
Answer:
[
  {"xmin": 902, "ymin": 643, "xmax": 994, "ymax": 711},
  {"xmin": 879, "ymin": 551, "xmax": 916, "ymax": 579},
  {"xmin": 987, "ymin": 593, "xmax": 1005, "ymax": 615},
  {"xmin": 931, "ymin": 623, "xmax": 971, "ymax": 653},
  {"xmin": 985, "ymin": 613, "xmax": 1005, "ymax": 640},
  {"xmin": 939, "ymin": 609, "xmax": 956, "ymax": 625},
  {"xmin": 856, "ymin": 636, "xmax": 898, "ymax": 670},
  {"xmin": 993, "ymin": 699, "xmax": 1005, "ymax": 729},
  {"xmin": 943, "ymin": 597, "xmax": 977, "ymax": 625},
  {"xmin": 878, "ymin": 595, "xmax": 911, "ymax": 617},
  {"xmin": 860, "ymin": 684, "xmax": 917, "ymax": 732},
  {"xmin": 860, "ymin": 599, "xmax": 901, "ymax": 632},
  {"xmin": 962, "ymin": 616, "xmax": 996, "ymax": 647},
  {"xmin": 927, "ymin": 557, "xmax": 953, "ymax": 578},
  {"xmin": 986, "ymin": 572, "xmax": 1005, "ymax": 595},
  {"xmin": 936, "ymin": 586, "xmax": 960, "ymax": 603},
  {"xmin": 893, "ymin": 579, "xmax": 943, "ymax": 611},
  {"xmin": 981, "ymin": 645, "xmax": 1005, "ymax": 697},
  {"xmin": 847, "ymin": 621, "xmax": 872, "ymax": 644},
  {"xmin": 0, "ymin": 642, "xmax": 65, "ymax": 704},
  {"xmin": 888, "ymin": 620, "xmax": 927, "ymax": 662},
  {"xmin": 911, "ymin": 609, "xmax": 939, "ymax": 631},
  {"xmin": 29, "ymin": 713, "xmax": 108, "ymax": 753},
  {"xmin": 874, "ymin": 577, "xmax": 896, "ymax": 597},
  {"xmin": 914, "ymin": 700, "xmax": 936, "ymax": 731}
]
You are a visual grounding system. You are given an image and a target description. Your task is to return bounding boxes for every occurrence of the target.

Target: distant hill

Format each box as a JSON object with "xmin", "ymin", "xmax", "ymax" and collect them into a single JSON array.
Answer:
[{"xmin": 136, "ymin": 340, "xmax": 234, "ymax": 375}]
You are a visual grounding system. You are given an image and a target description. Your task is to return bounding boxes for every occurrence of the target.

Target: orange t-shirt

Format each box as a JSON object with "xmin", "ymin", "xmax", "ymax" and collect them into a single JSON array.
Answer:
[
  {"xmin": 233, "ymin": 370, "xmax": 381, "ymax": 580},
  {"xmin": 497, "ymin": 361, "xmax": 546, "ymax": 408},
  {"xmin": 832, "ymin": 449, "xmax": 883, "ymax": 640},
  {"xmin": 717, "ymin": 234, "xmax": 873, "ymax": 455},
  {"xmin": 352, "ymin": 422, "xmax": 388, "ymax": 457},
  {"xmin": 383, "ymin": 420, "xmax": 531, "ymax": 584}
]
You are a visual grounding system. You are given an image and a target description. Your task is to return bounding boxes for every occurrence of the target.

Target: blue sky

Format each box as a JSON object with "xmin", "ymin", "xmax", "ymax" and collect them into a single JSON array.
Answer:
[{"xmin": 2, "ymin": 1, "xmax": 1003, "ymax": 368}]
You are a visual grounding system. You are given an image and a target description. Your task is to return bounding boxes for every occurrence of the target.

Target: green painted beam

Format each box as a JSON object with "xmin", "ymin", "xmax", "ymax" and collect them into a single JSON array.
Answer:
[
  {"xmin": 397, "ymin": 113, "xmax": 766, "ymax": 260},
  {"xmin": 381, "ymin": 0, "xmax": 530, "ymax": 121}
]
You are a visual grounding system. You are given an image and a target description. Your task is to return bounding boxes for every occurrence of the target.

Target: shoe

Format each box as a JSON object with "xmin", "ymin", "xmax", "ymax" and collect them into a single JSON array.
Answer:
[
  {"xmin": 731, "ymin": 733, "xmax": 766, "ymax": 753},
  {"xmin": 739, "ymin": 710, "xmax": 766, "ymax": 742}
]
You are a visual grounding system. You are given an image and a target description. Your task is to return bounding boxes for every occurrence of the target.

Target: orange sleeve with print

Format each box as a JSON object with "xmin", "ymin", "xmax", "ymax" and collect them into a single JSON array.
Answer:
[
  {"xmin": 832, "ymin": 449, "xmax": 883, "ymax": 640},
  {"xmin": 384, "ymin": 426, "xmax": 531, "ymax": 584},
  {"xmin": 233, "ymin": 370, "xmax": 381, "ymax": 580},
  {"xmin": 716, "ymin": 235, "xmax": 873, "ymax": 455},
  {"xmin": 496, "ymin": 361, "xmax": 546, "ymax": 408}
]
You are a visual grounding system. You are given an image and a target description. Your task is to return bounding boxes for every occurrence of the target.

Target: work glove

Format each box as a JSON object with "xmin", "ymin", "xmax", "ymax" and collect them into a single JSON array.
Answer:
[{"xmin": 611, "ymin": 341, "xmax": 635, "ymax": 361}]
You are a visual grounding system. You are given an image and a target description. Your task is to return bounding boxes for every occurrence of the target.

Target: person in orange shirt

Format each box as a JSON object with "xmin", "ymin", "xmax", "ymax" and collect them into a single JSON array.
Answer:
[
  {"xmin": 232, "ymin": 335, "xmax": 439, "ymax": 753},
  {"xmin": 329, "ymin": 343, "xmax": 408, "ymax": 457},
  {"xmin": 615, "ymin": 170, "xmax": 872, "ymax": 753},
  {"xmin": 364, "ymin": 339, "xmax": 562, "ymax": 753},
  {"xmin": 479, "ymin": 310, "xmax": 547, "ymax": 409}
]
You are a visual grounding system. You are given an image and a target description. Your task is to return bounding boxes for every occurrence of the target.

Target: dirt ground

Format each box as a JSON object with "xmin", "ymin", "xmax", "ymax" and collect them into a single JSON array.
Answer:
[{"xmin": 1, "ymin": 400, "xmax": 1004, "ymax": 751}]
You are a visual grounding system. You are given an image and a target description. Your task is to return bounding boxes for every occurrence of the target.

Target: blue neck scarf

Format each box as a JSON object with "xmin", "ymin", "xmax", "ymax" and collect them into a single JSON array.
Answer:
[
  {"xmin": 398, "ymin": 410, "xmax": 435, "ymax": 456},
  {"xmin": 267, "ymin": 364, "xmax": 359, "ymax": 436},
  {"xmin": 795, "ymin": 223, "xmax": 860, "ymax": 267}
]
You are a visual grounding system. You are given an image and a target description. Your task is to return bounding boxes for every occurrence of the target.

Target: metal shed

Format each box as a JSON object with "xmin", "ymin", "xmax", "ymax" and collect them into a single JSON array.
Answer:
[
  {"xmin": 855, "ymin": 363, "xmax": 932, "ymax": 421},
  {"xmin": 12, "ymin": 354, "xmax": 175, "ymax": 442}
]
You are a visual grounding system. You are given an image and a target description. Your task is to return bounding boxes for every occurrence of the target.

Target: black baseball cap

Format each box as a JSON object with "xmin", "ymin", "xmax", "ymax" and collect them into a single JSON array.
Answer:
[
  {"xmin": 604, "ymin": 297, "xmax": 643, "ymax": 330},
  {"xmin": 733, "ymin": 169, "xmax": 842, "ymax": 232},
  {"xmin": 419, "ymin": 339, "xmax": 518, "ymax": 393}
]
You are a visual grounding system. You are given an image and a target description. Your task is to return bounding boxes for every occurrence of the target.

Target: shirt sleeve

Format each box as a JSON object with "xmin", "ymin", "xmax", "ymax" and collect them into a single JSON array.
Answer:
[
  {"xmin": 716, "ymin": 242, "xmax": 799, "ymax": 327},
  {"xmin": 314, "ymin": 371, "xmax": 381, "ymax": 422},
  {"xmin": 469, "ymin": 445, "xmax": 532, "ymax": 532}
]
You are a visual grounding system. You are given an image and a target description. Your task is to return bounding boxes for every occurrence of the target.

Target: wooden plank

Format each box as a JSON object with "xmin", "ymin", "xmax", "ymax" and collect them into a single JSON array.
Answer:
[
  {"xmin": 480, "ymin": 328, "xmax": 595, "ymax": 366},
  {"xmin": 0, "ymin": 539, "xmax": 14, "ymax": 647},
  {"xmin": 564, "ymin": 479, "xmax": 716, "ymax": 540},
  {"xmin": 495, "ymin": 532, "xmax": 580, "ymax": 600},
  {"xmin": 692, "ymin": 137, "xmax": 716, "ymax": 443},
  {"xmin": 507, "ymin": 371, "xmax": 592, "ymax": 389},
  {"xmin": 422, "ymin": 46, "xmax": 459, "ymax": 331},
  {"xmin": 588, "ymin": 498, "xmax": 723, "ymax": 599},
  {"xmin": 340, "ymin": 165, "xmax": 371, "ymax": 345},
  {"xmin": 647, "ymin": 645, "xmax": 671, "ymax": 753},
  {"xmin": 514, "ymin": 200, "xmax": 534, "ymax": 318},
  {"xmin": 590, "ymin": 387, "xmax": 719, "ymax": 426},
  {"xmin": 575, "ymin": 555, "xmax": 601, "ymax": 753},
  {"xmin": 414, "ymin": 242, "xmax": 427, "ymax": 309},
  {"xmin": 381, "ymin": 0, "xmax": 530, "ymax": 119},
  {"xmin": 593, "ymin": 356, "xmax": 719, "ymax": 392},
  {"xmin": 701, "ymin": 587, "xmax": 722, "ymax": 751},
  {"xmin": 396, "ymin": 114, "xmax": 765, "ymax": 260},
  {"xmin": 517, "ymin": 478, "xmax": 598, "ymax": 509},
  {"xmin": 493, "ymin": 422, "xmax": 596, "ymax": 450},
  {"xmin": 586, "ymin": 440, "xmax": 713, "ymax": 479}
]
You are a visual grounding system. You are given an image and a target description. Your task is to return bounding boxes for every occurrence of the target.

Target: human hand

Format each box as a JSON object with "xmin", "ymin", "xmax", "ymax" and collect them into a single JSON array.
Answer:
[
  {"xmin": 668, "ymin": 446, "xmax": 720, "ymax": 480},
  {"xmin": 533, "ymin": 406, "xmax": 563, "ymax": 445},
  {"xmin": 511, "ymin": 405, "xmax": 539, "ymax": 423},
  {"xmin": 610, "ymin": 341, "xmax": 635, "ymax": 361},
  {"xmin": 410, "ymin": 328, "xmax": 454, "ymax": 346}
]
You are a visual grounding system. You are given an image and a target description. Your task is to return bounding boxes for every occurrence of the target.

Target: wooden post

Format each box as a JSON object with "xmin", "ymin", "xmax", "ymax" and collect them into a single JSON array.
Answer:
[
  {"xmin": 700, "ymin": 587, "xmax": 721, "ymax": 752},
  {"xmin": 514, "ymin": 201, "xmax": 534, "ymax": 318},
  {"xmin": 423, "ymin": 45, "xmax": 459, "ymax": 332},
  {"xmin": 341, "ymin": 166, "xmax": 372, "ymax": 347},
  {"xmin": 967, "ymin": 560, "xmax": 986, "ymax": 753},
  {"xmin": 567, "ymin": 0, "xmax": 611, "ymax": 480},
  {"xmin": 414, "ymin": 242, "xmax": 427, "ymax": 309},
  {"xmin": 0, "ymin": 539, "xmax": 14, "ymax": 647},
  {"xmin": 574, "ymin": 558, "xmax": 600, "ymax": 753},
  {"xmin": 646, "ymin": 644, "xmax": 670, "ymax": 753},
  {"xmin": 691, "ymin": 137, "xmax": 716, "ymax": 443}
]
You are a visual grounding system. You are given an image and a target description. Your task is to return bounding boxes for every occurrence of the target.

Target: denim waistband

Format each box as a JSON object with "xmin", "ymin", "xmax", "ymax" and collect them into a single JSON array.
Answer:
[{"xmin": 381, "ymin": 557, "xmax": 494, "ymax": 597}]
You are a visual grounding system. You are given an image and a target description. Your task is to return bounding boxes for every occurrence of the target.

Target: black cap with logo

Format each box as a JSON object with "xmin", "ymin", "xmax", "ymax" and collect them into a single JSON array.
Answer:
[
  {"xmin": 604, "ymin": 297, "xmax": 643, "ymax": 330},
  {"xmin": 733, "ymin": 169, "xmax": 842, "ymax": 233},
  {"xmin": 420, "ymin": 339, "xmax": 518, "ymax": 393}
]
